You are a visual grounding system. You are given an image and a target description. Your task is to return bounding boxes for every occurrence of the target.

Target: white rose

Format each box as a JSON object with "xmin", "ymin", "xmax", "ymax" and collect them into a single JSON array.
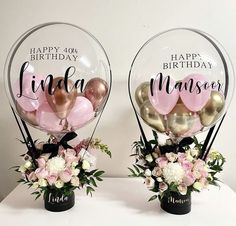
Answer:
[
  {"xmin": 166, "ymin": 152, "xmax": 177, "ymax": 162},
  {"xmin": 72, "ymin": 161, "xmax": 78, "ymax": 168},
  {"xmin": 145, "ymin": 177, "xmax": 155, "ymax": 190},
  {"xmin": 18, "ymin": 165, "xmax": 26, "ymax": 173},
  {"xmin": 72, "ymin": 168, "xmax": 80, "ymax": 176},
  {"xmin": 38, "ymin": 178, "xmax": 48, "ymax": 187},
  {"xmin": 157, "ymin": 177, "xmax": 163, "ymax": 182},
  {"xmin": 32, "ymin": 182, "xmax": 39, "ymax": 189},
  {"xmin": 193, "ymin": 181, "xmax": 203, "ymax": 191},
  {"xmin": 186, "ymin": 150, "xmax": 193, "ymax": 162},
  {"xmin": 47, "ymin": 156, "xmax": 65, "ymax": 173},
  {"xmin": 24, "ymin": 160, "xmax": 32, "ymax": 169},
  {"xmin": 55, "ymin": 180, "xmax": 64, "ymax": 189},
  {"xmin": 144, "ymin": 169, "xmax": 152, "ymax": 177},
  {"xmin": 145, "ymin": 154, "xmax": 153, "ymax": 163},
  {"xmin": 163, "ymin": 162, "xmax": 184, "ymax": 185},
  {"xmin": 71, "ymin": 176, "xmax": 80, "ymax": 187},
  {"xmin": 82, "ymin": 160, "xmax": 91, "ymax": 170},
  {"xmin": 190, "ymin": 148, "xmax": 199, "ymax": 157}
]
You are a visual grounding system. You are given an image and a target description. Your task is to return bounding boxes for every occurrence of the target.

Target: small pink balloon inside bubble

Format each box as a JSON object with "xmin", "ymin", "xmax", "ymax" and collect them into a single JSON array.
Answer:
[
  {"xmin": 36, "ymin": 102, "xmax": 64, "ymax": 132},
  {"xmin": 148, "ymin": 73, "xmax": 179, "ymax": 115},
  {"xmin": 67, "ymin": 96, "xmax": 94, "ymax": 130},
  {"xmin": 180, "ymin": 74, "xmax": 212, "ymax": 112},
  {"xmin": 13, "ymin": 73, "xmax": 46, "ymax": 112}
]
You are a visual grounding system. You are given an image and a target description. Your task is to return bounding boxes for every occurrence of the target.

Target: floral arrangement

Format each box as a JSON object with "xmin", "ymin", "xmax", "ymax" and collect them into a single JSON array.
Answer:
[
  {"xmin": 129, "ymin": 131, "xmax": 225, "ymax": 202},
  {"xmin": 14, "ymin": 135, "xmax": 111, "ymax": 199}
]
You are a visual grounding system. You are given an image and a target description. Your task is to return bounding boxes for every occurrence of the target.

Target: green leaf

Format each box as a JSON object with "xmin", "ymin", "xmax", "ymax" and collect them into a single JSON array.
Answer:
[
  {"xmin": 94, "ymin": 171, "xmax": 105, "ymax": 177},
  {"xmin": 127, "ymin": 167, "xmax": 136, "ymax": 175},
  {"xmin": 133, "ymin": 164, "xmax": 140, "ymax": 173},
  {"xmin": 86, "ymin": 186, "xmax": 95, "ymax": 196},
  {"xmin": 148, "ymin": 195, "xmax": 158, "ymax": 202},
  {"xmin": 90, "ymin": 177, "xmax": 97, "ymax": 187},
  {"xmin": 96, "ymin": 177, "xmax": 103, "ymax": 181}
]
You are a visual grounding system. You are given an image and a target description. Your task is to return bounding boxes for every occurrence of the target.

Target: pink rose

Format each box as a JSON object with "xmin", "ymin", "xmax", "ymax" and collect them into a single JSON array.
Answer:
[
  {"xmin": 181, "ymin": 159, "xmax": 193, "ymax": 171},
  {"xmin": 64, "ymin": 149, "xmax": 77, "ymax": 165},
  {"xmin": 47, "ymin": 174, "xmax": 58, "ymax": 186},
  {"xmin": 199, "ymin": 177, "xmax": 208, "ymax": 188},
  {"xmin": 59, "ymin": 169, "xmax": 72, "ymax": 183},
  {"xmin": 28, "ymin": 172, "xmax": 37, "ymax": 181},
  {"xmin": 178, "ymin": 183, "xmax": 187, "ymax": 195},
  {"xmin": 156, "ymin": 157, "xmax": 168, "ymax": 168},
  {"xmin": 159, "ymin": 182, "xmax": 168, "ymax": 192},
  {"xmin": 152, "ymin": 167, "xmax": 162, "ymax": 177},
  {"xmin": 177, "ymin": 152, "xmax": 186, "ymax": 163},
  {"xmin": 35, "ymin": 168, "xmax": 48, "ymax": 179},
  {"xmin": 182, "ymin": 172, "xmax": 195, "ymax": 186},
  {"xmin": 37, "ymin": 158, "xmax": 46, "ymax": 168}
]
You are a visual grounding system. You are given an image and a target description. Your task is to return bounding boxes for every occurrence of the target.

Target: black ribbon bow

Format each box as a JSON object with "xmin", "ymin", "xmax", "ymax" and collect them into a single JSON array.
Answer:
[
  {"xmin": 42, "ymin": 132, "xmax": 77, "ymax": 159},
  {"xmin": 159, "ymin": 137, "xmax": 194, "ymax": 155}
]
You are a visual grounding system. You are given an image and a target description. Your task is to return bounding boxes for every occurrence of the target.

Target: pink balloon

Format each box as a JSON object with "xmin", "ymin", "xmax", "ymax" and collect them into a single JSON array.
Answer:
[
  {"xmin": 148, "ymin": 75, "xmax": 179, "ymax": 115},
  {"xmin": 180, "ymin": 74, "xmax": 211, "ymax": 112},
  {"xmin": 67, "ymin": 96, "xmax": 94, "ymax": 129},
  {"xmin": 183, "ymin": 115, "xmax": 203, "ymax": 137},
  {"xmin": 36, "ymin": 102, "xmax": 64, "ymax": 132},
  {"xmin": 13, "ymin": 73, "xmax": 46, "ymax": 111}
]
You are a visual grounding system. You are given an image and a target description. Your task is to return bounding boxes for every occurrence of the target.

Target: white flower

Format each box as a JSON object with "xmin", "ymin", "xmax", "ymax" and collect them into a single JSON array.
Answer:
[
  {"xmin": 144, "ymin": 169, "xmax": 152, "ymax": 177},
  {"xmin": 24, "ymin": 160, "xmax": 32, "ymax": 169},
  {"xmin": 71, "ymin": 176, "xmax": 80, "ymax": 187},
  {"xmin": 55, "ymin": 180, "xmax": 64, "ymax": 188},
  {"xmin": 145, "ymin": 177, "xmax": 155, "ymax": 189},
  {"xmin": 47, "ymin": 156, "xmax": 65, "ymax": 173},
  {"xmin": 193, "ymin": 181, "xmax": 203, "ymax": 191},
  {"xmin": 152, "ymin": 152, "xmax": 159, "ymax": 159},
  {"xmin": 145, "ymin": 154, "xmax": 153, "ymax": 163},
  {"xmin": 72, "ymin": 168, "xmax": 80, "ymax": 176},
  {"xmin": 186, "ymin": 150, "xmax": 193, "ymax": 162},
  {"xmin": 18, "ymin": 165, "xmax": 27, "ymax": 173},
  {"xmin": 163, "ymin": 162, "xmax": 184, "ymax": 185},
  {"xmin": 190, "ymin": 148, "xmax": 199, "ymax": 157},
  {"xmin": 32, "ymin": 182, "xmax": 39, "ymax": 189},
  {"xmin": 72, "ymin": 161, "xmax": 78, "ymax": 168},
  {"xmin": 82, "ymin": 160, "xmax": 91, "ymax": 170},
  {"xmin": 38, "ymin": 178, "xmax": 48, "ymax": 187},
  {"xmin": 157, "ymin": 177, "xmax": 163, "ymax": 182},
  {"xmin": 166, "ymin": 152, "xmax": 177, "ymax": 162},
  {"xmin": 79, "ymin": 149, "xmax": 96, "ymax": 166}
]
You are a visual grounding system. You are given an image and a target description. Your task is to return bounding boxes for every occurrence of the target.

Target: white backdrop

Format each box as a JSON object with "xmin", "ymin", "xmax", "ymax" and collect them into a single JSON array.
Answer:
[{"xmin": 0, "ymin": 0, "xmax": 236, "ymax": 201}]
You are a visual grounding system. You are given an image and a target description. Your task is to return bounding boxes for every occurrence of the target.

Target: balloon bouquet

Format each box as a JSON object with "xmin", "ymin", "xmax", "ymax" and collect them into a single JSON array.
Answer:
[
  {"xmin": 128, "ymin": 28, "xmax": 234, "ymax": 214},
  {"xmin": 4, "ymin": 23, "xmax": 111, "ymax": 211}
]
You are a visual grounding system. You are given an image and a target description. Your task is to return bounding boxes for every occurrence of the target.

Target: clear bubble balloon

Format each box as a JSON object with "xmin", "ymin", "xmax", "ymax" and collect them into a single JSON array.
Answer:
[
  {"xmin": 129, "ymin": 28, "xmax": 234, "ymax": 139},
  {"xmin": 5, "ymin": 22, "xmax": 111, "ymax": 134}
]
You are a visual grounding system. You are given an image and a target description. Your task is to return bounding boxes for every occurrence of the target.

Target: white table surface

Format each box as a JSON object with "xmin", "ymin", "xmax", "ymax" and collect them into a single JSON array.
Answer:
[{"xmin": 0, "ymin": 178, "xmax": 236, "ymax": 226}]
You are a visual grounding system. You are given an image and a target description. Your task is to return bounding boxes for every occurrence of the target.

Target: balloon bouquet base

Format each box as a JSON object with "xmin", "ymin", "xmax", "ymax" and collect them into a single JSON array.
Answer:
[
  {"xmin": 13, "ymin": 131, "xmax": 111, "ymax": 212},
  {"xmin": 128, "ymin": 28, "xmax": 234, "ymax": 215},
  {"xmin": 128, "ymin": 131, "xmax": 225, "ymax": 215},
  {"xmin": 4, "ymin": 23, "xmax": 112, "ymax": 212}
]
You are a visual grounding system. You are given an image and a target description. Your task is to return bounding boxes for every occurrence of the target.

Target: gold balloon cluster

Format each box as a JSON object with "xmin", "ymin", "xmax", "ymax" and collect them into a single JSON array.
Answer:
[{"xmin": 135, "ymin": 82, "xmax": 225, "ymax": 137}]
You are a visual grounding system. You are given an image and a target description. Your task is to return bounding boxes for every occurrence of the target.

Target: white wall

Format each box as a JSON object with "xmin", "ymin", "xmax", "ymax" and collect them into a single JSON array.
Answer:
[{"xmin": 0, "ymin": 0, "xmax": 236, "ymax": 201}]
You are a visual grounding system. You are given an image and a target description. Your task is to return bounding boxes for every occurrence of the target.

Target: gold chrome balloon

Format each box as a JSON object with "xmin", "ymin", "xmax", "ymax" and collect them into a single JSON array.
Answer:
[
  {"xmin": 135, "ymin": 82, "xmax": 150, "ymax": 107},
  {"xmin": 84, "ymin": 77, "xmax": 108, "ymax": 112},
  {"xmin": 46, "ymin": 77, "xmax": 77, "ymax": 119},
  {"xmin": 167, "ymin": 103, "xmax": 195, "ymax": 137},
  {"xmin": 140, "ymin": 100, "xmax": 167, "ymax": 133},
  {"xmin": 199, "ymin": 91, "xmax": 225, "ymax": 126}
]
